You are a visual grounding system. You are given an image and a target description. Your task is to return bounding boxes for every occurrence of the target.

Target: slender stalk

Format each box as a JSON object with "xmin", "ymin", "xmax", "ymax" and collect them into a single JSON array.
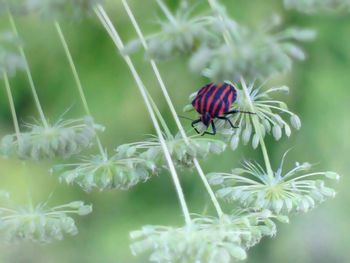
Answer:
[
  {"xmin": 54, "ymin": 21, "xmax": 106, "ymax": 160},
  {"xmin": 155, "ymin": 0, "xmax": 177, "ymax": 25},
  {"xmin": 241, "ymin": 79, "xmax": 274, "ymax": 179},
  {"xmin": 123, "ymin": 0, "xmax": 224, "ymax": 217},
  {"xmin": 7, "ymin": 12, "xmax": 49, "ymax": 128},
  {"xmin": 207, "ymin": 0, "xmax": 233, "ymax": 45},
  {"xmin": 3, "ymin": 72, "xmax": 21, "ymax": 142},
  {"xmin": 146, "ymin": 91, "xmax": 173, "ymax": 138},
  {"xmin": 95, "ymin": 5, "xmax": 192, "ymax": 225}
]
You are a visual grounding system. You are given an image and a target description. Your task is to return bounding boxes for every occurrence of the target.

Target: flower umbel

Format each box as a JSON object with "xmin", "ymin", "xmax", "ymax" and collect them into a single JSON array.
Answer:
[
  {"xmin": 130, "ymin": 210, "xmax": 276, "ymax": 263},
  {"xmin": 117, "ymin": 133, "xmax": 226, "ymax": 168},
  {"xmin": 190, "ymin": 13, "xmax": 315, "ymax": 82},
  {"xmin": 53, "ymin": 150, "xmax": 156, "ymax": 191},
  {"xmin": 184, "ymin": 81, "xmax": 301, "ymax": 150},
  {"xmin": 0, "ymin": 193, "xmax": 92, "ymax": 243},
  {"xmin": 123, "ymin": 6, "xmax": 217, "ymax": 60},
  {"xmin": 0, "ymin": 116, "xmax": 102, "ymax": 160},
  {"xmin": 208, "ymin": 151, "xmax": 339, "ymax": 214}
]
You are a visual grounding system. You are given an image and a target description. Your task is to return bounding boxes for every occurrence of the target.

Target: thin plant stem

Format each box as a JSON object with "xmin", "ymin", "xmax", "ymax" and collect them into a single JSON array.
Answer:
[
  {"xmin": 207, "ymin": 0, "xmax": 233, "ymax": 45},
  {"xmin": 241, "ymin": 79, "xmax": 274, "ymax": 179},
  {"xmin": 3, "ymin": 71, "xmax": 21, "ymax": 142},
  {"xmin": 122, "ymin": 0, "xmax": 224, "ymax": 218},
  {"xmin": 7, "ymin": 11, "xmax": 49, "ymax": 128},
  {"xmin": 54, "ymin": 21, "xmax": 106, "ymax": 160},
  {"xmin": 155, "ymin": 0, "xmax": 177, "ymax": 25},
  {"xmin": 95, "ymin": 5, "xmax": 192, "ymax": 225},
  {"xmin": 146, "ymin": 91, "xmax": 173, "ymax": 138}
]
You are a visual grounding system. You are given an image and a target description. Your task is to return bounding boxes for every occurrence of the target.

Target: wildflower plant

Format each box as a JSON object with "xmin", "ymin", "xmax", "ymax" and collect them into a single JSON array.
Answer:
[
  {"xmin": 0, "ymin": 0, "xmax": 342, "ymax": 261},
  {"xmin": 0, "ymin": 192, "xmax": 92, "ymax": 243},
  {"xmin": 124, "ymin": 2, "xmax": 315, "ymax": 82}
]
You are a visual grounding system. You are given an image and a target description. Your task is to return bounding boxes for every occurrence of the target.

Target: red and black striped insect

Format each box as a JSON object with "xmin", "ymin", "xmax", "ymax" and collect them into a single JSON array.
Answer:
[{"xmin": 191, "ymin": 82, "xmax": 253, "ymax": 135}]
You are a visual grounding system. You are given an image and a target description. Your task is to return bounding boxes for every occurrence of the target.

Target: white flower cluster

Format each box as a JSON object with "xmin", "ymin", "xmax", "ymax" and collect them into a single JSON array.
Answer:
[
  {"xmin": 208, "ymin": 152, "xmax": 339, "ymax": 214},
  {"xmin": 0, "ymin": 193, "xmax": 92, "ymax": 243},
  {"xmin": 130, "ymin": 211, "xmax": 277, "ymax": 263},
  {"xmin": 0, "ymin": 116, "xmax": 102, "ymax": 160}
]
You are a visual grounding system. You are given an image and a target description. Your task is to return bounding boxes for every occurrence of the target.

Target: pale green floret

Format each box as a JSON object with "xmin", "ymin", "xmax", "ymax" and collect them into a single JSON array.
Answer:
[
  {"xmin": 0, "ymin": 116, "xmax": 101, "ymax": 160},
  {"xmin": 283, "ymin": 0, "xmax": 350, "ymax": 13},
  {"xmin": 208, "ymin": 152, "xmax": 339, "ymax": 214},
  {"xmin": 0, "ymin": 193, "xmax": 91, "ymax": 243},
  {"xmin": 130, "ymin": 211, "xmax": 276, "ymax": 263},
  {"xmin": 3, "ymin": 0, "xmax": 104, "ymax": 20}
]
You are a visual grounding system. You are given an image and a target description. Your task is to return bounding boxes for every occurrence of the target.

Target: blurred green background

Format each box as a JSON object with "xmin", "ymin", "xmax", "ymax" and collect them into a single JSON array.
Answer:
[{"xmin": 0, "ymin": 0, "xmax": 349, "ymax": 262}]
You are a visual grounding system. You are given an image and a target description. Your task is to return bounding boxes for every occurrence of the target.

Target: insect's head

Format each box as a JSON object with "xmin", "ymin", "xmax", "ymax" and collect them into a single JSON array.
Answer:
[{"xmin": 201, "ymin": 112, "xmax": 212, "ymax": 127}]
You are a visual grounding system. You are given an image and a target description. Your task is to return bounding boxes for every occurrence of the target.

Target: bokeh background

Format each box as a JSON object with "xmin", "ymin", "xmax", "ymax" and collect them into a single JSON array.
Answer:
[{"xmin": 0, "ymin": 0, "xmax": 349, "ymax": 262}]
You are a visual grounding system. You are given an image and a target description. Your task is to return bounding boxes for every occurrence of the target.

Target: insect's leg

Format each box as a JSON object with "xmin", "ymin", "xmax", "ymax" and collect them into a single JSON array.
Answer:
[
  {"xmin": 191, "ymin": 119, "xmax": 202, "ymax": 134},
  {"xmin": 224, "ymin": 109, "xmax": 256, "ymax": 115},
  {"xmin": 203, "ymin": 121, "xmax": 216, "ymax": 136},
  {"xmin": 217, "ymin": 116, "xmax": 239, "ymax": 129}
]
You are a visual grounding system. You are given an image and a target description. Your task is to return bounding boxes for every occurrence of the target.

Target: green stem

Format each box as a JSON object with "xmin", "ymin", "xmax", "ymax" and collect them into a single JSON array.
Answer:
[
  {"xmin": 54, "ymin": 21, "xmax": 107, "ymax": 160},
  {"xmin": 146, "ymin": 91, "xmax": 172, "ymax": 138},
  {"xmin": 207, "ymin": 0, "xmax": 233, "ymax": 45},
  {"xmin": 155, "ymin": 0, "xmax": 177, "ymax": 25},
  {"xmin": 95, "ymin": 5, "xmax": 192, "ymax": 225},
  {"xmin": 123, "ymin": 0, "xmax": 224, "ymax": 218},
  {"xmin": 7, "ymin": 12, "xmax": 49, "ymax": 128},
  {"xmin": 3, "ymin": 71, "xmax": 21, "ymax": 142},
  {"xmin": 241, "ymin": 79, "xmax": 274, "ymax": 179}
]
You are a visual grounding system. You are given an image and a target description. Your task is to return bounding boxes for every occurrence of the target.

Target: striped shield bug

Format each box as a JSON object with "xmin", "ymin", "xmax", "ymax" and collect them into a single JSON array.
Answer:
[{"xmin": 190, "ymin": 82, "xmax": 254, "ymax": 135}]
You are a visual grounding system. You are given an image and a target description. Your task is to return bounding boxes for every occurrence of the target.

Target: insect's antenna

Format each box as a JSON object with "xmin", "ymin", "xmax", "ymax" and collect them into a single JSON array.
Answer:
[{"xmin": 178, "ymin": 115, "xmax": 195, "ymax": 121}]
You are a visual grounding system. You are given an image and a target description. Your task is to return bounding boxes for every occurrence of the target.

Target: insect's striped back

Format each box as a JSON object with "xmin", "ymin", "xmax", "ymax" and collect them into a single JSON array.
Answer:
[{"xmin": 192, "ymin": 83, "xmax": 237, "ymax": 116}]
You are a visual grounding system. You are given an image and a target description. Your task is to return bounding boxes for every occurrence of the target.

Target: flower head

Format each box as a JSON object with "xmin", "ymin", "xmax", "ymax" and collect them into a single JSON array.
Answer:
[
  {"xmin": 53, "ymin": 151, "xmax": 156, "ymax": 191},
  {"xmin": 0, "ymin": 116, "xmax": 101, "ymax": 160},
  {"xmin": 118, "ymin": 133, "xmax": 226, "ymax": 168},
  {"xmin": 190, "ymin": 14, "xmax": 315, "ymax": 82},
  {"xmin": 130, "ymin": 210, "xmax": 276, "ymax": 263},
  {"xmin": 0, "ymin": 193, "xmax": 92, "ymax": 243},
  {"xmin": 123, "ymin": 7, "xmax": 218, "ymax": 60},
  {"xmin": 184, "ymin": 81, "xmax": 301, "ymax": 150},
  {"xmin": 208, "ymin": 151, "xmax": 339, "ymax": 214}
]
